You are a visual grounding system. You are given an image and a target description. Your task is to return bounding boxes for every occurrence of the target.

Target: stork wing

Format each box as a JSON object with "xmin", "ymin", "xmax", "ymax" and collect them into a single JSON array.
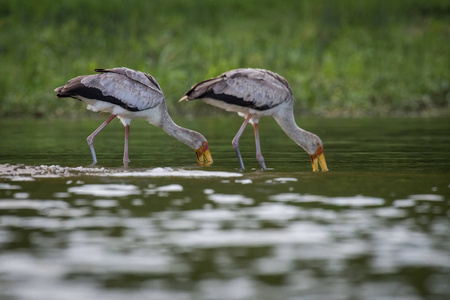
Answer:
[
  {"xmin": 80, "ymin": 67, "xmax": 164, "ymax": 111},
  {"xmin": 184, "ymin": 68, "xmax": 292, "ymax": 110}
]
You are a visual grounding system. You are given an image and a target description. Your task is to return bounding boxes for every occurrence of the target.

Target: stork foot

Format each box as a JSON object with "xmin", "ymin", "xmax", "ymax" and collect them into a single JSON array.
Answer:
[
  {"xmin": 88, "ymin": 144, "xmax": 98, "ymax": 166},
  {"xmin": 233, "ymin": 146, "xmax": 245, "ymax": 170},
  {"xmin": 256, "ymin": 154, "xmax": 267, "ymax": 170},
  {"xmin": 123, "ymin": 159, "xmax": 130, "ymax": 168}
]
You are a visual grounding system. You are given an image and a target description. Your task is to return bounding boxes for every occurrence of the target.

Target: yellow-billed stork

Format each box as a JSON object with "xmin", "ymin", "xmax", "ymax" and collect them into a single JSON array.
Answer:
[
  {"xmin": 55, "ymin": 67, "xmax": 213, "ymax": 167},
  {"xmin": 180, "ymin": 68, "xmax": 326, "ymax": 171}
]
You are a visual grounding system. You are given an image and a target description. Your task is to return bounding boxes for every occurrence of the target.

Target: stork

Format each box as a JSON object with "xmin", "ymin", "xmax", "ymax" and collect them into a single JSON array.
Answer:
[
  {"xmin": 180, "ymin": 68, "xmax": 327, "ymax": 171},
  {"xmin": 55, "ymin": 67, "xmax": 213, "ymax": 167}
]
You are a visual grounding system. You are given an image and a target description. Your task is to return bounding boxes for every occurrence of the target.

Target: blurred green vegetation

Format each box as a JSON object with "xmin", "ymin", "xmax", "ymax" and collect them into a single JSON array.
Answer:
[{"xmin": 0, "ymin": 0, "xmax": 449, "ymax": 118}]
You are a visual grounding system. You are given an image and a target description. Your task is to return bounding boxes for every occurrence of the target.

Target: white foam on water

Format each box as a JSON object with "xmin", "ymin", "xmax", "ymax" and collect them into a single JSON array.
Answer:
[
  {"xmin": 13, "ymin": 192, "xmax": 30, "ymax": 199},
  {"xmin": 32, "ymin": 174, "xmax": 64, "ymax": 178},
  {"xmin": 269, "ymin": 193, "xmax": 325, "ymax": 203},
  {"xmin": 132, "ymin": 199, "xmax": 143, "ymax": 206},
  {"xmin": 207, "ymin": 194, "xmax": 254, "ymax": 205},
  {"xmin": 93, "ymin": 199, "xmax": 119, "ymax": 208},
  {"xmin": 265, "ymin": 177, "xmax": 298, "ymax": 184},
  {"xmin": 161, "ymin": 219, "xmax": 198, "ymax": 231},
  {"xmin": 203, "ymin": 189, "xmax": 215, "ymax": 195},
  {"xmin": 375, "ymin": 207, "xmax": 407, "ymax": 218},
  {"xmin": 146, "ymin": 184, "xmax": 183, "ymax": 194},
  {"xmin": 107, "ymin": 167, "xmax": 243, "ymax": 178},
  {"xmin": 0, "ymin": 183, "xmax": 21, "ymax": 190},
  {"xmin": 393, "ymin": 199, "xmax": 416, "ymax": 207},
  {"xmin": 197, "ymin": 277, "xmax": 255, "ymax": 300},
  {"xmin": 269, "ymin": 193, "xmax": 384, "ymax": 206},
  {"xmin": 1, "ymin": 165, "xmax": 243, "ymax": 180},
  {"xmin": 183, "ymin": 209, "xmax": 236, "ymax": 222},
  {"xmin": 53, "ymin": 192, "xmax": 71, "ymax": 198},
  {"xmin": 68, "ymin": 184, "xmax": 140, "ymax": 197},
  {"xmin": 253, "ymin": 257, "xmax": 293, "ymax": 275},
  {"xmin": 274, "ymin": 177, "xmax": 298, "ymax": 183},
  {"xmin": 371, "ymin": 226, "xmax": 450, "ymax": 272},
  {"xmin": 327, "ymin": 195, "xmax": 385, "ymax": 207},
  {"xmin": 0, "ymin": 200, "xmax": 68, "ymax": 210},
  {"xmin": 409, "ymin": 194, "xmax": 444, "ymax": 201},
  {"xmin": 235, "ymin": 179, "xmax": 253, "ymax": 185},
  {"xmin": 9, "ymin": 176, "xmax": 35, "ymax": 181},
  {"xmin": 168, "ymin": 224, "xmax": 330, "ymax": 249},
  {"xmin": 247, "ymin": 203, "xmax": 300, "ymax": 221}
]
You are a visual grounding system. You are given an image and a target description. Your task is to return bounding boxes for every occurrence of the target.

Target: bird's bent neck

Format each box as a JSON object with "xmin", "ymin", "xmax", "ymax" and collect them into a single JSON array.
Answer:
[
  {"xmin": 273, "ymin": 108, "xmax": 317, "ymax": 154},
  {"xmin": 155, "ymin": 109, "xmax": 199, "ymax": 150}
]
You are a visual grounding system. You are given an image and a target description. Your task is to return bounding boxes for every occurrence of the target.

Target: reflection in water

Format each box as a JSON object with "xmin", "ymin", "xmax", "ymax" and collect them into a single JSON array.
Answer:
[
  {"xmin": 0, "ymin": 171, "xmax": 449, "ymax": 300},
  {"xmin": 269, "ymin": 193, "xmax": 385, "ymax": 206},
  {"xmin": 0, "ymin": 118, "xmax": 449, "ymax": 299},
  {"xmin": 68, "ymin": 184, "xmax": 141, "ymax": 197},
  {"xmin": 109, "ymin": 168, "xmax": 243, "ymax": 178}
]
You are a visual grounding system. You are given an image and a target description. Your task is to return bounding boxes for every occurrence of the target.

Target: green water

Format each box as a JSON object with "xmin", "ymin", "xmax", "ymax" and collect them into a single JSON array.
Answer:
[{"xmin": 0, "ymin": 117, "xmax": 449, "ymax": 300}]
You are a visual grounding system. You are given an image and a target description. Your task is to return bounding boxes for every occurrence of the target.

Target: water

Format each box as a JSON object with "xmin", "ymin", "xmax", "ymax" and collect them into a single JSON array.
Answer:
[{"xmin": 0, "ymin": 117, "xmax": 449, "ymax": 300}]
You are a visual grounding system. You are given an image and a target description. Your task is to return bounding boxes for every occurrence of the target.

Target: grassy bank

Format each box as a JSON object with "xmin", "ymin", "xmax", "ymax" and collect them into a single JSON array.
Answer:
[{"xmin": 0, "ymin": 0, "xmax": 449, "ymax": 118}]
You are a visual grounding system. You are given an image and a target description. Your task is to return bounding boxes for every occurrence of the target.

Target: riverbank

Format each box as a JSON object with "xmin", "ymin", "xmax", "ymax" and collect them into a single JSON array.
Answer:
[{"xmin": 1, "ymin": 0, "xmax": 448, "ymax": 118}]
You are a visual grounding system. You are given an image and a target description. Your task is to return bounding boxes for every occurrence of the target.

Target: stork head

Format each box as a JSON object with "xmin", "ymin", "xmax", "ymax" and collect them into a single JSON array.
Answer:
[
  {"xmin": 302, "ymin": 133, "xmax": 328, "ymax": 172},
  {"xmin": 195, "ymin": 141, "xmax": 213, "ymax": 165},
  {"xmin": 309, "ymin": 145, "xmax": 328, "ymax": 172}
]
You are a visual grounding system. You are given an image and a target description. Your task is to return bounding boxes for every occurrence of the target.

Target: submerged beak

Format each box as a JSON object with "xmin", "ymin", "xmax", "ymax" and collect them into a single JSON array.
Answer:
[
  {"xmin": 310, "ymin": 146, "xmax": 328, "ymax": 172},
  {"xmin": 195, "ymin": 142, "xmax": 213, "ymax": 166}
]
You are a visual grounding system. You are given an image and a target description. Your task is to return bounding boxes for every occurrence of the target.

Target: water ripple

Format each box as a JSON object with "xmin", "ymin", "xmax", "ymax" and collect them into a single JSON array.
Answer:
[
  {"xmin": 167, "ymin": 224, "xmax": 331, "ymax": 249},
  {"xmin": 208, "ymin": 194, "xmax": 254, "ymax": 205},
  {"xmin": 68, "ymin": 184, "xmax": 140, "ymax": 197},
  {"xmin": 0, "ymin": 199, "xmax": 68, "ymax": 210},
  {"xmin": 269, "ymin": 193, "xmax": 385, "ymax": 206},
  {"xmin": 108, "ymin": 167, "xmax": 243, "ymax": 178}
]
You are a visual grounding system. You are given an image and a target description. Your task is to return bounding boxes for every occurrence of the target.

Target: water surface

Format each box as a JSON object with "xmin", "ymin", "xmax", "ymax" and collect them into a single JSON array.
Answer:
[{"xmin": 0, "ymin": 117, "xmax": 449, "ymax": 300}]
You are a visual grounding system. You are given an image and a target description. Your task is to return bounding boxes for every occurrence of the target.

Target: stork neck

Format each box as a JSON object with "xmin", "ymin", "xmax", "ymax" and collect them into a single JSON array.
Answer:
[
  {"xmin": 157, "ymin": 110, "xmax": 199, "ymax": 150},
  {"xmin": 273, "ymin": 109, "xmax": 315, "ymax": 153}
]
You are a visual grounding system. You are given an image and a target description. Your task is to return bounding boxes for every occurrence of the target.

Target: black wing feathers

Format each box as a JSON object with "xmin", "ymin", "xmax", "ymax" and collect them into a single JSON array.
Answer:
[
  {"xmin": 183, "ymin": 69, "xmax": 292, "ymax": 111},
  {"xmin": 55, "ymin": 75, "xmax": 141, "ymax": 111},
  {"xmin": 200, "ymin": 89, "xmax": 273, "ymax": 110},
  {"xmin": 55, "ymin": 67, "xmax": 164, "ymax": 112}
]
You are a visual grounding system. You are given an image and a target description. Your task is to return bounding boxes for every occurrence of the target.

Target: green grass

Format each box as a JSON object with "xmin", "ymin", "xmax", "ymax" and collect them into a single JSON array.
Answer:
[{"xmin": 0, "ymin": 0, "xmax": 449, "ymax": 117}]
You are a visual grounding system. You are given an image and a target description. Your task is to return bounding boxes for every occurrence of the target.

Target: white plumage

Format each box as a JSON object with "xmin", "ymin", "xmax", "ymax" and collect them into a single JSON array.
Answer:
[
  {"xmin": 55, "ymin": 67, "xmax": 213, "ymax": 166},
  {"xmin": 180, "ymin": 68, "xmax": 327, "ymax": 171}
]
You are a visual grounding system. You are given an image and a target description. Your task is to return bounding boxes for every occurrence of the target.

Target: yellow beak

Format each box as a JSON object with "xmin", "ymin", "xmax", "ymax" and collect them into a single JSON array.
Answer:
[
  {"xmin": 310, "ymin": 146, "xmax": 328, "ymax": 172},
  {"xmin": 195, "ymin": 142, "xmax": 213, "ymax": 166}
]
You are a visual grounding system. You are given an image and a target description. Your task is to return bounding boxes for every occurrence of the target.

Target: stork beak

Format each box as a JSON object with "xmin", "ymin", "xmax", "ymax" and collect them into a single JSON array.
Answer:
[
  {"xmin": 195, "ymin": 142, "xmax": 213, "ymax": 166},
  {"xmin": 310, "ymin": 146, "xmax": 328, "ymax": 172}
]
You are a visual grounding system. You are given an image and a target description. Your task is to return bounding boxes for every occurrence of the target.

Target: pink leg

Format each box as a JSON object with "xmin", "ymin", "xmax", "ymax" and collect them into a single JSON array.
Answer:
[
  {"xmin": 123, "ymin": 124, "xmax": 130, "ymax": 167},
  {"xmin": 87, "ymin": 114, "xmax": 116, "ymax": 165},
  {"xmin": 232, "ymin": 114, "xmax": 252, "ymax": 170},
  {"xmin": 253, "ymin": 123, "xmax": 267, "ymax": 170}
]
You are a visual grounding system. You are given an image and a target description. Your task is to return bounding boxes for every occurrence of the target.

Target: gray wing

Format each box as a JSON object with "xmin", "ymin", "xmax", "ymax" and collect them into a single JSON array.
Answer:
[
  {"xmin": 183, "ymin": 68, "xmax": 293, "ymax": 110},
  {"xmin": 80, "ymin": 67, "xmax": 164, "ymax": 111}
]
